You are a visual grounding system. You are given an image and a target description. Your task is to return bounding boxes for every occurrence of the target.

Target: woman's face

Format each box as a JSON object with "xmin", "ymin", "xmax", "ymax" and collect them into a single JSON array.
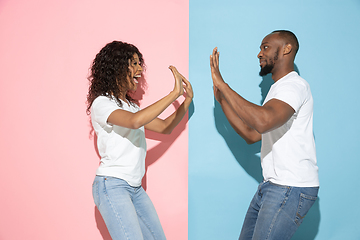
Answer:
[{"xmin": 127, "ymin": 53, "xmax": 143, "ymax": 92}]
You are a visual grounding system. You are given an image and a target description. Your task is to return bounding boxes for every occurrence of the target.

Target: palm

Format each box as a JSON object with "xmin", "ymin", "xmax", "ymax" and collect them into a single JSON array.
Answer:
[
  {"xmin": 169, "ymin": 66, "xmax": 184, "ymax": 96},
  {"xmin": 210, "ymin": 47, "xmax": 225, "ymax": 88}
]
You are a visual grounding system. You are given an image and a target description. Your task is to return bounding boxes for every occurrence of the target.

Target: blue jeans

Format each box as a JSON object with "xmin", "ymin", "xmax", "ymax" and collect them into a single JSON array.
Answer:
[
  {"xmin": 239, "ymin": 181, "xmax": 319, "ymax": 240},
  {"xmin": 92, "ymin": 176, "xmax": 166, "ymax": 240}
]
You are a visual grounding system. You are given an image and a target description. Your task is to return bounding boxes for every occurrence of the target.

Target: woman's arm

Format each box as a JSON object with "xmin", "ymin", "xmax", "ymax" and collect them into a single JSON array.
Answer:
[
  {"xmin": 145, "ymin": 71, "xmax": 193, "ymax": 134},
  {"xmin": 107, "ymin": 66, "xmax": 190, "ymax": 130}
]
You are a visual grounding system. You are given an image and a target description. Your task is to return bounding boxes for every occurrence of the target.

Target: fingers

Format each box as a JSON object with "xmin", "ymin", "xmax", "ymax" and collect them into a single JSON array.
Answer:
[
  {"xmin": 181, "ymin": 74, "xmax": 190, "ymax": 86},
  {"xmin": 169, "ymin": 65, "xmax": 186, "ymax": 97},
  {"xmin": 211, "ymin": 47, "xmax": 217, "ymax": 60},
  {"xmin": 169, "ymin": 66, "xmax": 189, "ymax": 84},
  {"xmin": 210, "ymin": 47, "xmax": 220, "ymax": 75},
  {"xmin": 169, "ymin": 66, "xmax": 193, "ymax": 99},
  {"xmin": 210, "ymin": 49, "xmax": 215, "ymax": 68},
  {"xmin": 213, "ymin": 47, "xmax": 219, "ymax": 66},
  {"xmin": 168, "ymin": 65, "xmax": 179, "ymax": 76},
  {"xmin": 210, "ymin": 47, "xmax": 226, "ymax": 89},
  {"xmin": 180, "ymin": 73, "xmax": 192, "ymax": 95},
  {"xmin": 169, "ymin": 66, "xmax": 183, "ymax": 83},
  {"xmin": 210, "ymin": 47, "xmax": 220, "ymax": 72},
  {"xmin": 177, "ymin": 69, "xmax": 193, "ymax": 99},
  {"xmin": 183, "ymin": 83, "xmax": 192, "ymax": 95},
  {"xmin": 183, "ymin": 79, "xmax": 194, "ymax": 98}
]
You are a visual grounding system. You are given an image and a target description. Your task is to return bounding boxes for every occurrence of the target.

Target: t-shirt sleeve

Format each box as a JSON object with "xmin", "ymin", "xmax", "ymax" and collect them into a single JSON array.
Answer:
[
  {"xmin": 271, "ymin": 82, "xmax": 306, "ymax": 113},
  {"xmin": 91, "ymin": 96, "xmax": 120, "ymax": 127}
]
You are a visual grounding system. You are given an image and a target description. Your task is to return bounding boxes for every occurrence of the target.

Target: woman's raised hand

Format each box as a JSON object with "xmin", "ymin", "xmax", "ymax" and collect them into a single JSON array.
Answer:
[
  {"xmin": 168, "ymin": 66, "xmax": 193, "ymax": 100},
  {"xmin": 169, "ymin": 66, "xmax": 184, "ymax": 97},
  {"xmin": 182, "ymin": 75, "xmax": 193, "ymax": 100},
  {"xmin": 168, "ymin": 66, "xmax": 184, "ymax": 97}
]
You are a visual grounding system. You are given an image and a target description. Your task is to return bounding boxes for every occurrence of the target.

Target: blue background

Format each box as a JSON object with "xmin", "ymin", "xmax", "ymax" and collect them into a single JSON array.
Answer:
[{"xmin": 188, "ymin": 0, "xmax": 360, "ymax": 239}]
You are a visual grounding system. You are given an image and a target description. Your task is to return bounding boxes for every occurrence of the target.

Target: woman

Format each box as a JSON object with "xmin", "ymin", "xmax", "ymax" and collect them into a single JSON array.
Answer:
[{"xmin": 86, "ymin": 41, "xmax": 193, "ymax": 240}]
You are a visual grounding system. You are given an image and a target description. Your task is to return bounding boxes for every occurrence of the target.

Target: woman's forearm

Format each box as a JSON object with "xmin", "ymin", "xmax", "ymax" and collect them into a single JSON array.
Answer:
[
  {"xmin": 145, "ymin": 97, "xmax": 192, "ymax": 134},
  {"xmin": 107, "ymin": 90, "xmax": 180, "ymax": 129}
]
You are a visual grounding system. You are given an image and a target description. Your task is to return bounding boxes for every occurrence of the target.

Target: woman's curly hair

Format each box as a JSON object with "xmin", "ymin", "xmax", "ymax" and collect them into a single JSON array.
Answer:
[{"xmin": 86, "ymin": 41, "xmax": 145, "ymax": 115}]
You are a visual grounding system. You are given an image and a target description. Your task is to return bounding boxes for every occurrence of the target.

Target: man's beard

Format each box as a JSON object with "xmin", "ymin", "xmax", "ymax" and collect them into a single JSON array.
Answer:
[
  {"xmin": 259, "ymin": 50, "xmax": 278, "ymax": 76},
  {"xmin": 259, "ymin": 63, "xmax": 274, "ymax": 76}
]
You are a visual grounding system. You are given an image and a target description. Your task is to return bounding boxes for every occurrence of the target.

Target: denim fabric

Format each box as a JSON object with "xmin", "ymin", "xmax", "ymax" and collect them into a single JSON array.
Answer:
[
  {"xmin": 92, "ymin": 176, "xmax": 166, "ymax": 240},
  {"xmin": 239, "ymin": 181, "xmax": 318, "ymax": 240}
]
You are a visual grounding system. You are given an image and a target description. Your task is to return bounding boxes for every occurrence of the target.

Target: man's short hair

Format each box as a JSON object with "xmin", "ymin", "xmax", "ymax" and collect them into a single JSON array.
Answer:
[{"xmin": 272, "ymin": 30, "xmax": 299, "ymax": 55}]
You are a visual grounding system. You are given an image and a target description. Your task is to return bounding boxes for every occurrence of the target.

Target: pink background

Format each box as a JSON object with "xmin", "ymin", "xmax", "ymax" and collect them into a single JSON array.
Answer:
[{"xmin": 0, "ymin": 0, "xmax": 188, "ymax": 239}]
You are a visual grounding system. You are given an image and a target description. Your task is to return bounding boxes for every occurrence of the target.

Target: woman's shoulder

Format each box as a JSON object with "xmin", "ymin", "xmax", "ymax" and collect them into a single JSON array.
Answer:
[{"xmin": 92, "ymin": 95, "xmax": 117, "ymax": 109}]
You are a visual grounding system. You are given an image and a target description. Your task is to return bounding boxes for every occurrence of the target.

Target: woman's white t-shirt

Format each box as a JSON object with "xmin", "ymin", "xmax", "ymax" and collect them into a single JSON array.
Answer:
[{"xmin": 91, "ymin": 96, "xmax": 146, "ymax": 187}]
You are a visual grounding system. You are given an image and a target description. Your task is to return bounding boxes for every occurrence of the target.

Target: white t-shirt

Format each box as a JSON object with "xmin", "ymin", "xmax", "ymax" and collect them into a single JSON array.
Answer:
[
  {"xmin": 91, "ymin": 95, "xmax": 147, "ymax": 187},
  {"xmin": 261, "ymin": 71, "xmax": 319, "ymax": 187}
]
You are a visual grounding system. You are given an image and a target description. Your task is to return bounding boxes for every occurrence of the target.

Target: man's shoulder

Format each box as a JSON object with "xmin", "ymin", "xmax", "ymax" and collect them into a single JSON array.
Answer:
[{"xmin": 281, "ymin": 72, "xmax": 309, "ymax": 90}]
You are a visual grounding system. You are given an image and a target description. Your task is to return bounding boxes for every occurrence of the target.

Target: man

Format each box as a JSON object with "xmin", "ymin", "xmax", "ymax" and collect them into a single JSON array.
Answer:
[{"xmin": 210, "ymin": 30, "xmax": 319, "ymax": 240}]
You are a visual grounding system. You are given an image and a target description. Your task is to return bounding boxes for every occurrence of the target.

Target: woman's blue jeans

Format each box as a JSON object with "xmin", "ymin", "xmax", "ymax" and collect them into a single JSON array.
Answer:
[
  {"xmin": 92, "ymin": 176, "xmax": 166, "ymax": 240},
  {"xmin": 239, "ymin": 181, "xmax": 319, "ymax": 240}
]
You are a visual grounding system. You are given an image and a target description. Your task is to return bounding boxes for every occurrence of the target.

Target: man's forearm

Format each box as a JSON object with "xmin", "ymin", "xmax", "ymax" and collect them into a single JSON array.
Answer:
[
  {"xmin": 217, "ymin": 82, "xmax": 266, "ymax": 134},
  {"xmin": 218, "ymin": 94, "xmax": 261, "ymax": 144}
]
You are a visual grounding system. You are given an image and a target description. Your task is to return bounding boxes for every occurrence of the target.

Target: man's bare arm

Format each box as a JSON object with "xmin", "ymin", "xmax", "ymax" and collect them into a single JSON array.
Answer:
[
  {"xmin": 215, "ymin": 87, "xmax": 261, "ymax": 144},
  {"xmin": 210, "ymin": 47, "xmax": 295, "ymax": 134}
]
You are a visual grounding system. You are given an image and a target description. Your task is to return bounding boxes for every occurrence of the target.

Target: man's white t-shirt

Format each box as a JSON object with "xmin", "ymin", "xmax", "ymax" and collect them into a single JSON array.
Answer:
[
  {"xmin": 91, "ymin": 95, "xmax": 146, "ymax": 187},
  {"xmin": 261, "ymin": 71, "xmax": 319, "ymax": 187}
]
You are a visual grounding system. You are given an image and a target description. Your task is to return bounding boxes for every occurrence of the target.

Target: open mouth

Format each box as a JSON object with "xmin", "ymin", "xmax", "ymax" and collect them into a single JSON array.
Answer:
[
  {"xmin": 259, "ymin": 59, "xmax": 265, "ymax": 67},
  {"xmin": 133, "ymin": 74, "xmax": 141, "ymax": 84}
]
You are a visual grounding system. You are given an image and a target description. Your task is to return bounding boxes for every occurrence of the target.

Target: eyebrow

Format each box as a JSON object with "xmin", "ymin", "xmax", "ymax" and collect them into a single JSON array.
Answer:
[{"xmin": 260, "ymin": 42, "xmax": 270, "ymax": 48}]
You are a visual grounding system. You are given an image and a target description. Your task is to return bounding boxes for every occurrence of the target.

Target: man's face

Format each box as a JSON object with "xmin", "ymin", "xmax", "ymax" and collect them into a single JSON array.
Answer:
[{"xmin": 258, "ymin": 34, "xmax": 281, "ymax": 76}]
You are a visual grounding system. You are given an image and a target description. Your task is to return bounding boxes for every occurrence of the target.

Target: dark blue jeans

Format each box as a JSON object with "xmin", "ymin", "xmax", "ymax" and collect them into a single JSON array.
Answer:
[{"xmin": 239, "ymin": 181, "xmax": 319, "ymax": 240}]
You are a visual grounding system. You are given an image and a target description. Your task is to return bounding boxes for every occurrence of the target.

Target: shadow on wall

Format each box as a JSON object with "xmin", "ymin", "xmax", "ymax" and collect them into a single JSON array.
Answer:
[
  {"xmin": 214, "ymin": 98, "xmax": 263, "ymax": 183},
  {"xmin": 213, "ymin": 64, "xmax": 320, "ymax": 239},
  {"xmin": 212, "ymin": 64, "xmax": 278, "ymax": 183},
  {"xmin": 141, "ymin": 70, "xmax": 195, "ymax": 188},
  {"xmin": 292, "ymin": 197, "xmax": 321, "ymax": 240},
  {"xmin": 142, "ymin": 99, "xmax": 194, "ymax": 190},
  {"xmin": 213, "ymin": 71, "xmax": 273, "ymax": 183},
  {"xmin": 90, "ymin": 74, "xmax": 194, "ymax": 239},
  {"xmin": 94, "ymin": 207, "xmax": 112, "ymax": 240}
]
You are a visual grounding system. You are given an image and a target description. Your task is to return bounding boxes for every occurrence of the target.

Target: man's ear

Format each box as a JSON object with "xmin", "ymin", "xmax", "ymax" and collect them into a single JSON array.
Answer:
[{"xmin": 283, "ymin": 43, "xmax": 292, "ymax": 55}]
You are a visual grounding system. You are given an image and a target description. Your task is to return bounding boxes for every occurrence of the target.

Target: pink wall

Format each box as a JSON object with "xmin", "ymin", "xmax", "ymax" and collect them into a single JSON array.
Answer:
[{"xmin": 0, "ymin": 0, "xmax": 188, "ymax": 239}]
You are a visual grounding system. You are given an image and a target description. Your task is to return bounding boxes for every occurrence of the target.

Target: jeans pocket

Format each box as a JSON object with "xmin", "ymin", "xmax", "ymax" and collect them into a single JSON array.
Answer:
[{"xmin": 294, "ymin": 192, "xmax": 317, "ymax": 226}]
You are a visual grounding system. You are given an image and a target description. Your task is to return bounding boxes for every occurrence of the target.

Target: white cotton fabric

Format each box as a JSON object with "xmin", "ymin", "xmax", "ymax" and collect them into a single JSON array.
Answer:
[
  {"xmin": 91, "ymin": 96, "xmax": 146, "ymax": 187},
  {"xmin": 261, "ymin": 71, "xmax": 319, "ymax": 187}
]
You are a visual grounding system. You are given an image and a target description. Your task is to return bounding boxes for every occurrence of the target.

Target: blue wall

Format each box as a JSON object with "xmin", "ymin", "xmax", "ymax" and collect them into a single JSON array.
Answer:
[{"xmin": 189, "ymin": 0, "xmax": 360, "ymax": 239}]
